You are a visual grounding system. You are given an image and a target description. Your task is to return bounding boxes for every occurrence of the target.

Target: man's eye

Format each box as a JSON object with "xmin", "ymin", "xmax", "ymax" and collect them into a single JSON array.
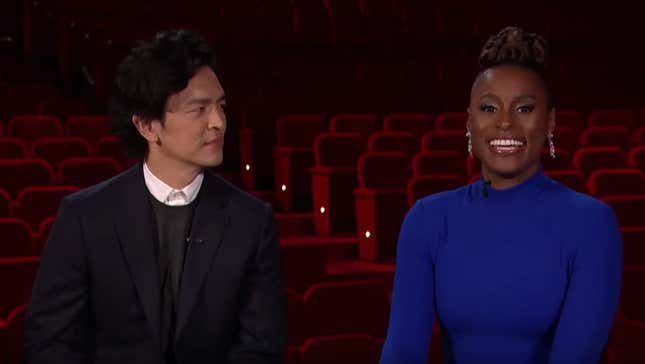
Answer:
[
  {"xmin": 517, "ymin": 105, "xmax": 534, "ymax": 113},
  {"xmin": 480, "ymin": 105, "xmax": 496, "ymax": 113}
]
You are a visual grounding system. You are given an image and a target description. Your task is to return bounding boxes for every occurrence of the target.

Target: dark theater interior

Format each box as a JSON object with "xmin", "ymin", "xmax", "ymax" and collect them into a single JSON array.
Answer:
[{"xmin": 0, "ymin": 0, "xmax": 644, "ymax": 363}]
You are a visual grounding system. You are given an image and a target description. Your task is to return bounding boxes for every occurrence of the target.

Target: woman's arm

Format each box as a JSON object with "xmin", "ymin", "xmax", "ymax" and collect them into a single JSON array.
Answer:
[
  {"xmin": 548, "ymin": 202, "xmax": 622, "ymax": 363},
  {"xmin": 380, "ymin": 200, "xmax": 439, "ymax": 364}
]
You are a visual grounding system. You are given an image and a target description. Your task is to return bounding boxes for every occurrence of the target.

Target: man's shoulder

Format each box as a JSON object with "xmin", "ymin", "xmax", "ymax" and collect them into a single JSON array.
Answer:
[
  {"xmin": 206, "ymin": 172, "xmax": 271, "ymax": 216},
  {"xmin": 63, "ymin": 164, "xmax": 140, "ymax": 211}
]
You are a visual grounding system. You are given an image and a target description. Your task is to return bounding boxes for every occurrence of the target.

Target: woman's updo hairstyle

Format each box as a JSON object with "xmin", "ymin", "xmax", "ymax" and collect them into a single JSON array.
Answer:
[
  {"xmin": 479, "ymin": 26, "xmax": 548, "ymax": 80},
  {"xmin": 477, "ymin": 26, "xmax": 551, "ymax": 107}
]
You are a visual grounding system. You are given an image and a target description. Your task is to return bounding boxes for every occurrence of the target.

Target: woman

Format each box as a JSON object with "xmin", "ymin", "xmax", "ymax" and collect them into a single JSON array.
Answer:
[{"xmin": 380, "ymin": 27, "xmax": 622, "ymax": 363}]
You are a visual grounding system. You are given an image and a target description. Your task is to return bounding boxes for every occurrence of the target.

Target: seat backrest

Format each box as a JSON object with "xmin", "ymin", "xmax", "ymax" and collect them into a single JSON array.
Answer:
[
  {"xmin": 545, "ymin": 170, "xmax": 588, "ymax": 194},
  {"xmin": 0, "ymin": 257, "xmax": 39, "ymax": 318},
  {"xmin": 0, "ymin": 137, "xmax": 27, "ymax": 158},
  {"xmin": 300, "ymin": 334, "xmax": 383, "ymax": 364},
  {"xmin": 412, "ymin": 150, "xmax": 465, "ymax": 176},
  {"xmin": 58, "ymin": 157, "xmax": 121, "ymax": 188},
  {"xmin": 31, "ymin": 137, "xmax": 91, "ymax": 169},
  {"xmin": 572, "ymin": 146, "xmax": 627, "ymax": 176},
  {"xmin": 66, "ymin": 115, "xmax": 111, "ymax": 146},
  {"xmin": 276, "ymin": 114, "xmax": 326, "ymax": 148},
  {"xmin": 587, "ymin": 168, "xmax": 645, "ymax": 197},
  {"xmin": 303, "ymin": 279, "xmax": 390, "ymax": 338},
  {"xmin": 602, "ymin": 195, "xmax": 645, "ymax": 228},
  {"xmin": 329, "ymin": 114, "xmax": 379, "ymax": 139},
  {"xmin": 0, "ymin": 218, "xmax": 33, "ymax": 257},
  {"xmin": 579, "ymin": 126, "xmax": 630, "ymax": 149},
  {"xmin": 0, "ymin": 159, "xmax": 54, "ymax": 198},
  {"xmin": 383, "ymin": 113, "xmax": 433, "ymax": 136},
  {"xmin": 15, "ymin": 186, "xmax": 78, "ymax": 231},
  {"xmin": 407, "ymin": 174, "xmax": 465, "ymax": 206},
  {"xmin": 314, "ymin": 132, "xmax": 365, "ymax": 167},
  {"xmin": 7, "ymin": 115, "xmax": 63, "ymax": 143},
  {"xmin": 587, "ymin": 109, "xmax": 637, "ymax": 129},
  {"xmin": 628, "ymin": 146, "xmax": 645, "ymax": 172},
  {"xmin": 367, "ymin": 131, "xmax": 418, "ymax": 157},
  {"xmin": 357, "ymin": 152, "xmax": 410, "ymax": 189},
  {"xmin": 555, "ymin": 110, "xmax": 585, "ymax": 134},
  {"xmin": 435, "ymin": 111, "xmax": 467, "ymax": 130},
  {"xmin": 421, "ymin": 130, "xmax": 467, "ymax": 154}
]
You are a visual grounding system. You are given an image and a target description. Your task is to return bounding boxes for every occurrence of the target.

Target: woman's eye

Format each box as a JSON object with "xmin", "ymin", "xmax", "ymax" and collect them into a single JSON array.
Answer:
[
  {"xmin": 480, "ymin": 105, "xmax": 496, "ymax": 113},
  {"xmin": 517, "ymin": 105, "xmax": 534, "ymax": 113}
]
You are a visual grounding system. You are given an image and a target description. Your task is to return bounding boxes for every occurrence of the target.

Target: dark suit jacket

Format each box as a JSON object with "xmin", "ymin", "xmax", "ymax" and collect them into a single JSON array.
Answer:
[{"xmin": 23, "ymin": 163, "xmax": 286, "ymax": 363}]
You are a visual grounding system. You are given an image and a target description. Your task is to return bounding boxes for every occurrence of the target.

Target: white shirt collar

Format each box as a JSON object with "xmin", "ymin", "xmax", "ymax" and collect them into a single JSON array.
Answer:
[{"xmin": 143, "ymin": 162, "xmax": 204, "ymax": 206}]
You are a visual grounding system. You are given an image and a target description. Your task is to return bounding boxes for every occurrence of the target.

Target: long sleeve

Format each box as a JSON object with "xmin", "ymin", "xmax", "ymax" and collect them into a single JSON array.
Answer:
[
  {"xmin": 548, "ymin": 202, "xmax": 623, "ymax": 363},
  {"xmin": 23, "ymin": 198, "xmax": 92, "ymax": 363},
  {"xmin": 380, "ymin": 200, "xmax": 440, "ymax": 364},
  {"xmin": 226, "ymin": 203, "xmax": 286, "ymax": 364}
]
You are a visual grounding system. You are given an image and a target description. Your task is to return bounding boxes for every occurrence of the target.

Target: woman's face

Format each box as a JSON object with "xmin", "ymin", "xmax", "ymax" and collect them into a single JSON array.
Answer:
[{"xmin": 467, "ymin": 65, "xmax": 555, "ymax": 188}]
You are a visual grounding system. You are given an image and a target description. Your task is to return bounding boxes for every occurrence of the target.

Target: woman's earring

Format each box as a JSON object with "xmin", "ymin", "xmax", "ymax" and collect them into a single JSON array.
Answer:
[
  {"xmin": 466, "ymin": 130, "xmax": 473, "ymax": 156},
  {"xmin": 548, "ymin": 131, "xmax": 556, "ymax": 159}
]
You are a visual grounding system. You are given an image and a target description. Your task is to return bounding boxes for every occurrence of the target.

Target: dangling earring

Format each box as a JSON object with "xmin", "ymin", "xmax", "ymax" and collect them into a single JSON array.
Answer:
[
  {"xmin": 466, "ymin": 129, "xmax": 473, "ymax": 156},
  {"xmin": 548, "ymin": 131, "xmax": 556, "ymax": 159}
]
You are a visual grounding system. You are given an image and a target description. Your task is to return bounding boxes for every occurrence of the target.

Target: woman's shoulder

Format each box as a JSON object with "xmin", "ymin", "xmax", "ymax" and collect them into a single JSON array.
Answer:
[{"xmin": 545, "ymin": 179, "xmax": 615, "ymax": 219}]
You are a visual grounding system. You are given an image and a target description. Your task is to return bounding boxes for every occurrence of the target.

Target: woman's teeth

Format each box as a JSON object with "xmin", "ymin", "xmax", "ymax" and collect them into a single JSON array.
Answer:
[{"xmin": 489, "ymin": 139, "xmax": 525, "ymax": 146}]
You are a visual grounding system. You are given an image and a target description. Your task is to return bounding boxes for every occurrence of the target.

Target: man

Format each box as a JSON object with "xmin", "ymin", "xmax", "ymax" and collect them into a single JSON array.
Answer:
[{"xmin": 23, "ymin": 29, "xmax": 286, "ymax": 363}]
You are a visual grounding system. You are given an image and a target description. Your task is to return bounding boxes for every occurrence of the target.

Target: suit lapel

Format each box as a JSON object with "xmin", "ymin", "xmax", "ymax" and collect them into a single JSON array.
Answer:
[
  {"xmin": 113, "ymin": 163, "xmax": 161, "ymax": 346},
  {"xmin": 176, "ymin": 171, "xmax": 231, "ymax": 341}
]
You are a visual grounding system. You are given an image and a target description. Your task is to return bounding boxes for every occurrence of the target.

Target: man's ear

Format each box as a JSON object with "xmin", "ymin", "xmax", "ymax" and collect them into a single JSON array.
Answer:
[{"xmin": 132, "ymin": 115, "xmax": 161, "ymax": 143}]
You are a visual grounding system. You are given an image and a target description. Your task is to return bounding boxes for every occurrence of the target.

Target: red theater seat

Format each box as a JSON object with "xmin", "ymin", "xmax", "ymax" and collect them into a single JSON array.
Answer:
[
  {"xmin": 15, "ymin": 186, "xmax": 78, "ymax": 231},
  {"xmin": 66, "ymin": 115, "xmax": 111, "ymax": 147},
  {"xmin": 587, "ymin": 109, "xmax": 637, "ymax": 129},
  {"xmin": 421, "ymin": 130, "xmax": 467, "ymax": 155},
  {"xmin": 0, "ymin": 189, "xmax": 10, "ymax": 217},
  {"xmin": 273, "ymin": 115, "xmax": 326, "ymax": 212},
  {"xmin": 0, "ymin": 256, "xmax": 39, "ymax": 318},
  {"xmin": 541, "ymin": 148, "xmax": 571, "ymax": 170},
  {"xmin": 31, "ymin": 137, "xmax": 91, "ymax": 169},
  {"xmin": 96, "ymin": 136, "xmax": 126, "ymax": 167},
  {"xmin": 628, "ymin": 145, "xmax": 645, "ymax": 172},
  {"xmin": 0, "ymin": 159, "xmax": 54, "ymax": 198},
  {"xmin": 621, "ymin": 227, "xmax": 645, "ymax": 265},
  {"xmin": 412, "ymin": 151, "xmax": 466, "ymax": 176},
  {"xmin": 572, "ymin": 146, "xmax": 627, "ymax": 177},
  {"xmin": 612, "ymin": 319, "xmax": 645, "ymax": 363},
  {"xmin": 633, "ymin": 127, "xmax": 645, "ymax": 146},
  {"xmin": 383, "ymin": 113, "xmax": 432, "ymax": 137},
  {"xmin": 0, "ymin": 219, "xmax": 33, "ymax": 257},
  {"xmin": 58, "ymin": 157, "xmax": 121, "ymax": 188},
  {"xmin": 407, "ymin": 174, "xmax": 465, "ymax": 206},
  {"xmin": 0, "ymin": 304, "xmax": 27, "ymax": 364},
  {"xmin": 311, "ymin": 133, "xmax": 366, "ymax": 235},
  {"xmin": 303, "ymin": 280, "xmax": 389, "ymax": 338},
  {"xmin": 354, "ymin": 152, "xmax": 410, "ymax": 260},
  {"xmin": 0, "ymin": 137, "xmax": 27, "ymax": 158},
  {"xmin": 545, "ymin": 170, "xmax": 587, "ymax": 194},
  {"xmin": 7, "ymin": 115, "xmax": 63, "ymax": 144},
  {"xmin": 286, "ymin": 289, "xmax": 306, "ymax": 346},
  {"xmin": 601, "ymin": 195, "xmax": 645, "ymax": 228},
  {"xmin": 587, "ymin": 168, "xmax": 645, "ymax": 197},
  {"xmin": 35, "ymin": 216, "xmax": 56, "ymax": 255},
  {"xmin": 299, "ymin": 334, "xmax": 383, "ymax": 364},
  {"xmin": 329, "ymin": 114, "xmax": 379, "ymax": 139},
  {"xmin": 621, "ymin": 266, "xmax": 645, "ymax": 322},
  {"xmin": 555, "ymin": 110, "xmax": 585, "ymax": 134},
  {"xmin": 368, "ymin": 131, "xmax": 418, "ymax": 158},
  {"xmin": 435, "ymin": 111, "xmax": 467, "ymax": 130},
  {"xmin": 579, "ymin": 126, "xmax": 630, "ymax": 149}
]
